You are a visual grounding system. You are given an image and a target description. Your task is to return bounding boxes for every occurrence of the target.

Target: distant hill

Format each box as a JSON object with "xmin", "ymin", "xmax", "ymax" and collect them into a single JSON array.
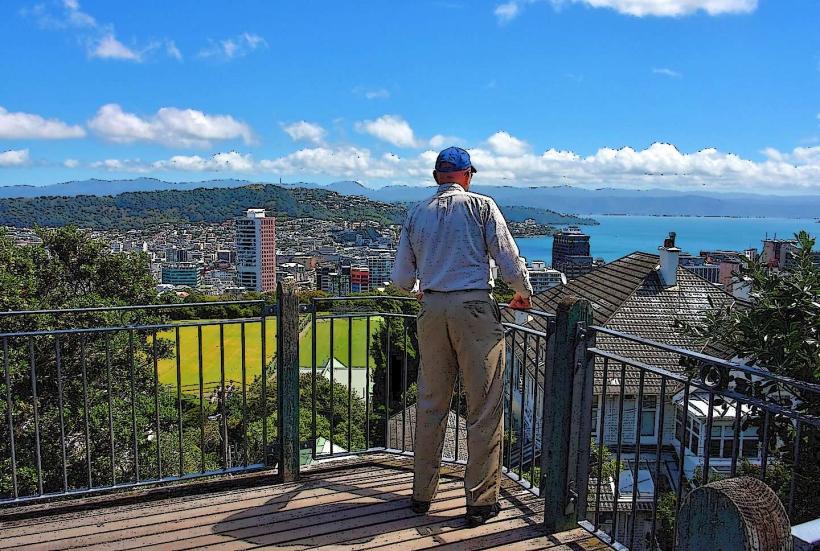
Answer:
[
  {"xmin": 2, "ymin": 178, "xmax": 819, "ymax": 218},
  {"xmin": 0, "ymin": 184, "xmax": 405, "ymax": 229},
  {"xmin": 0, "ymin": 178, "xmax": 253, "ymax": 199},
  {"xmin": 358, "ymin": 184, "xmax": 820, "ymax": 219}
]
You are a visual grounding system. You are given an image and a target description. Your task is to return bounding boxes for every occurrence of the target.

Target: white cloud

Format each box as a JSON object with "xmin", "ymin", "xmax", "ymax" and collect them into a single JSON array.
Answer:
[
  {"xmin": 23, "ymin": 0, "xmax": 96, "ymax": 29},
  {"xmin": 72, "ymin": 140, "xmax": 820, "ymax": 193},
  {"xmin": 355, "ymin": 115, "xmax": 419, "ymax": 148},
  {"xmin": 88, "ymin": 104, "xmax": 255, "ymax": 148},
  {"xmin": 166, "ymin": 40, "xmax": 183, "ymax": 61},
  {"xmin": 90, "ymin": 158, "xmax": 134, "ymax": 171},
  {"xmin": 429, "ymin": 134, "xmax": 462, "ymax": 149},
  {"xmin": 353, "ymin": 87, "xmax": 391, "ymax": 100},
  {"xmin": 495, "ymin": 1, "xmax": 521, "ymax": 23},
  {"xmin": 89, "ymin": 34, "xmax": 142, "ymax": 61},
  {"xmin": 574, "ymin": 0, "xmax": 757, "ymax": 16},
  {"xmin": 487, "ymin": 131, "xmax": 530, "ymax": 156},
  {"xmin": 365, "ymin": 89, "xmax": 390, "ymax": 100},
  {"xmin": 23, "ymin": 1, "xmax": 179, "ymax": 62},
  {"xmin": 652, "ymin": 67, "xmax": 682, "ymax": 78},
  {"xmin": 0, "ymin": 106, "xmax": 86, "ymax": 139},
  {"xmin": 198, "ymin": 33, "xmax": 267, "ymax": 61},
  {"xmin": 495, "ymin": 0, "xmax": 756, "ymax": 21},
  {"xmin": 153, "ymin": 151, "xmax": 255, "ymax": 172},
  {"xmin": 63, "ymin": 159, "xmax": 80, "ymax": 168},
  {"xmin": 282, "ymin": 121, "xmax": 327, "ymax": 145},
  {"xmin": 0, "ymin": 149, "xmax": 30, "ymax": 167},
  {"xmin": 259, "ymin": 147, "xmax": 374, "ymax": 177}
]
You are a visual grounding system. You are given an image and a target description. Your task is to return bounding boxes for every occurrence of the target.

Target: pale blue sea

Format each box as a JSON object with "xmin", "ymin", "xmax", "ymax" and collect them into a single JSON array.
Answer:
[{"xmin": 516, "ymin": 215, "xmax": 819, "ymax": 263}]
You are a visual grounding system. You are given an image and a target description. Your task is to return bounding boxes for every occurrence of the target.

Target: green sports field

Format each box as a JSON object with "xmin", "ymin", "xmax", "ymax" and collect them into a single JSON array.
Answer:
[
  {"xmin": 154, "ymin": 321, "xmax": 277, "ymax": 390},
  {"xmin": 299, "ymin": 317, "xmax": 383, "ymax": 369},
  {"xmin": 156, "ymin": 316, "xmax": 383, "ymax": 392}
]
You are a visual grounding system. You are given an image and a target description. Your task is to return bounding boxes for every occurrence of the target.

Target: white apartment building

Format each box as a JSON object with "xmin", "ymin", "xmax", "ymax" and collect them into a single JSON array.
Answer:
[{"xmin": 527, "ymin": 260, "xmax": 565, "ymax": 293}]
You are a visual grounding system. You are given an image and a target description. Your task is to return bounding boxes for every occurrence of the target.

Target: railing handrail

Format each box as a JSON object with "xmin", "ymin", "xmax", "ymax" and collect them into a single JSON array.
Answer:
[
  {"xmin": 589, "ymin": 347, "xmax": 820, "ymax": 428},
  {"xmin": 311, "ymin": 295, "xmax": 418, "ymax": 302},
  {"xmin": 0, "ymin": 316, "xmax": 267, "ymax": 339},
  {"xmin": 0, "ymin": 299, "xmax": 267, "ymax": 318},
  {"xmin": 589, "ymin": 324, "xmax": 820, "ymax": 395}
]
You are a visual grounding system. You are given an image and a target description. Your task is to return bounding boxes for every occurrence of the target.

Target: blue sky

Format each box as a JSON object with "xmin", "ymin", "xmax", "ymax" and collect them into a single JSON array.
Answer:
[{"xmin": 1, "ymin": 0, "xmax": 819, "ymax": 193}]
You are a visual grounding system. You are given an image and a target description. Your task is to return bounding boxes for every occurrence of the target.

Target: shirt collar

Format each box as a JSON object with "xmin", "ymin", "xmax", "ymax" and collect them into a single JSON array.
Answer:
[{"xmin": 436, "ymin": 183, "xmax": 464, "ymax": 193}]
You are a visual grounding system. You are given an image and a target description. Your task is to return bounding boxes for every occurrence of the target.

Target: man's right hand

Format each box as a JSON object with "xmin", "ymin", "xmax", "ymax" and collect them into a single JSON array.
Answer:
[{"xmin": 508, "ymin": 292, "xmax": 531, "ymax": 310}]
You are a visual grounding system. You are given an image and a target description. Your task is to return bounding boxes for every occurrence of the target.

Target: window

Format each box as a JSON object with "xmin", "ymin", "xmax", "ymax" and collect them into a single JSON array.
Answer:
[
  {"xmin": 740, "ymin": 427, "xmax": 760, "ymax": 458},
  {"xmin": 675, "ymin": 405, "xmax": 685, "ymax": 441},
  {"xmin": 689, "ymin": 420, "xmax": 700, "ymax": 455},
  {"xmin": 640, "ymin": 395, "xmax": 657, "ymax": 436},
  {"xmin": 591, "ymin": 402, "xmax": 599, "ymax": 437}
]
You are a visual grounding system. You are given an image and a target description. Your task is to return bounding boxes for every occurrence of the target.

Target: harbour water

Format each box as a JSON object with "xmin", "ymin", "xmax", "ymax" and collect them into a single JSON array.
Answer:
[{"xmin": 516, "ymin": 215, "xmax": 818, "ymax": 263}]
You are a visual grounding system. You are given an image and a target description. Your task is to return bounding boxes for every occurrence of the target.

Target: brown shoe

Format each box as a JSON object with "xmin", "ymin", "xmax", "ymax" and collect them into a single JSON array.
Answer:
[
  {"xmin": 410, "ymin": 498, "xmax": 430, "ymax": 514},
  {"xmin": 465, "ymin": 503, "xmax": 501, "ymax": 527}
]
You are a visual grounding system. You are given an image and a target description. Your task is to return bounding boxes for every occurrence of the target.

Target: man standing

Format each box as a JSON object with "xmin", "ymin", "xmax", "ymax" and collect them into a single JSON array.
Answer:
[{"xmin": 390, "ymin": 146, "xmax": 533, "ymax": 527}]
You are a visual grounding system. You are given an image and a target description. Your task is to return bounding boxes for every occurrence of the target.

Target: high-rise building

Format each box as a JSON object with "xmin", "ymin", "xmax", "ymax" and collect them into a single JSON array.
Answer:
[
  {"xmin": 351, "ymin": 266, "xmax": 371, "ymax": 293},
  {"xmin": 367, "ymin": 250, "xmax": 395, "ymax": 288},
  {"xmin": 340, "ymin": 265, "xmax": 352, "ymax": 296},
  {"xmin": 679, "ymin": 255, "xmax": 720, "ymax": 284},
  {"xmin": 216, "ymin": 249, "xmax": 236, "ymax": 263},
  {"xmin": 527, "ymin": 260, "xmax": 565, "ymax": 293},
  {"xmin": 161, "ymin": 263, "xmax": 201, "ymax": 288},
  {"xmin": 551, "ymin": 226, "xmax": 594, "ymax": 280},
  {"xmin": 235, "ymin": 209, "xmax": 277, "ymax": 292},
  {"xmin": 316, "ymin": 265, "xmax": 341, "ymax": 295},
  {"xmin": 165, "ymin": 247, "xmax": 189, "ymax": 263},
  {"xmin": 761, "ymin": 238, "xmax": 797, "ymax": 270}
]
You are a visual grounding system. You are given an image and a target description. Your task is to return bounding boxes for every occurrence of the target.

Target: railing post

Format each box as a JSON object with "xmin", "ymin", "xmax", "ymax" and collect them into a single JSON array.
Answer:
[
  {"xmin": 540, "ymin": 295, "xmax": 594, "ymax": 533},
  {"xmin": 277, "ymin": 282, "xmax": 301, "ymax": 482}
]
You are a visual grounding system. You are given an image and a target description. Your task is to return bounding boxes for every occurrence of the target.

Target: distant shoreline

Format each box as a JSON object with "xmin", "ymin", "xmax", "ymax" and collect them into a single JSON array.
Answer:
[{"xmin": 582, "ymin": 213, "xmax": 816, "ymax": 221}]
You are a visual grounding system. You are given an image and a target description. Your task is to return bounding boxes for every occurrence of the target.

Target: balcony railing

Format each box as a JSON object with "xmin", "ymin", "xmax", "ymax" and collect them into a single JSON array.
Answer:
[
  {"xmin": 1, "ymin": 291, "xmax": 817, "ymax": 550},
  {"xmin": 0, "ymin": 300, "xmax": 274, "ymax": 503}
]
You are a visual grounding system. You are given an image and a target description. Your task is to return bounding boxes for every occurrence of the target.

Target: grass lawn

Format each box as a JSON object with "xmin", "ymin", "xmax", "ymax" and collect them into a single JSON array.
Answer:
[
  {"xmin": 155, "ymin": 320, "xmax": 277, "ymax": 390},
  {"xmin": 300, "ymin": 317, "xmax": 383, "ymax": 369},
  {"xmin": 156, "ymin": 316, "xmax": 383, "ymax": 393}
]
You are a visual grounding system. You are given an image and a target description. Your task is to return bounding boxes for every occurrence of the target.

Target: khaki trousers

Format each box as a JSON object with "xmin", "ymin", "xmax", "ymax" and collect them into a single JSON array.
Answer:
[{"xmin": 412, "ymin": 290, "xmax": 506, "ymax": 506}]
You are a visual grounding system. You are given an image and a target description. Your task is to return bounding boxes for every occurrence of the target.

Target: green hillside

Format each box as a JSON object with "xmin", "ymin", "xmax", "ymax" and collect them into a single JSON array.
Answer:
[{"xmin": 0, "ymin": 184, "xmax": 406, "ymax": 229}]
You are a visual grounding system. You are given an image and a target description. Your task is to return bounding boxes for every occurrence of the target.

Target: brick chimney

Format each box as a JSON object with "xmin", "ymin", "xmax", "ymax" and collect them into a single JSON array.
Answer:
[{"xmin": 658, "ymin": 232, "xmax": 680, "ymax": 287}]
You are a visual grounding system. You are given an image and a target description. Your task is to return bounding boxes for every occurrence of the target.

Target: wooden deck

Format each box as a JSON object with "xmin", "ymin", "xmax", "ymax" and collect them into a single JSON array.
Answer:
[{"xmin": 0, "ymin": 454, "xmax": 610, "ymax": 550}]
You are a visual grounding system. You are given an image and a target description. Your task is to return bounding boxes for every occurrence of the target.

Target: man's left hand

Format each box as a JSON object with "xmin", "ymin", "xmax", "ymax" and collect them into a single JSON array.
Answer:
[{"xmin": 508, "ymin": 292, "xmax": 531, "ymax": 310}]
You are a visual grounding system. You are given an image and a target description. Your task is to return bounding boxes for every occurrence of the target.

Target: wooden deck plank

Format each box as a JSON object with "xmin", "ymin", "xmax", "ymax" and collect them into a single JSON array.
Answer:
[
  {"xmin": 0, "ymin": 472, "xmax": 420, "ymax": 548},
  {"xmin": 5, "ymin": 473, "xmax": 426, "ymax": 550},
  {"xmin": 309, "ymin": 497, "xmax": 540, "ymax": 550},
  {"xmin": 258, "ymin": 488, "xmax": 542, "ymax": 550},
  {"xmin": 0, "ymin": 463, "xmax": 391, "ymax": 535},
  {"xmin": 87, "ymin": 480, "xmax": 467, "ymax": 551},
  {"xmin": 0, "ymin": 454, "xmax": 607, "ymax": 551}
]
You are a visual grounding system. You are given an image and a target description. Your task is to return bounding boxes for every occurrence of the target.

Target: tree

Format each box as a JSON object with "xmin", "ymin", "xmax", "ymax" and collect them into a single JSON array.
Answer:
[
  {"xmin": 675, "ymin": 230, "xmax": 819, "ymax": 523},
  {"xmin": 0, "ymin": 227, "xmax": 165, "ymax": 497}
]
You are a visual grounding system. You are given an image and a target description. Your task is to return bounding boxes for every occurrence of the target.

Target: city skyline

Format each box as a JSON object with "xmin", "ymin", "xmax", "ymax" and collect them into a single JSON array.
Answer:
[{"xmin": 1, "ymin": 1, "xmax": 818, "ymax": 193}]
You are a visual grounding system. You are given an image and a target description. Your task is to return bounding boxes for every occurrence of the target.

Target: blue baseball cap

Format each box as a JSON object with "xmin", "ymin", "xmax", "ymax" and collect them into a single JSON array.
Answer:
[{"xmin": 435, "ymin": 146, "xmax": 477, "ymax": 173}]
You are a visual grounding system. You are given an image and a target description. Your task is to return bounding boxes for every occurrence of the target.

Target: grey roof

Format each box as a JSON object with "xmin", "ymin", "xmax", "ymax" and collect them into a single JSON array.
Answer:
[
  {"xmin": 387, "ymin": 403, "xmax": 469, "ymax": 461},
  {"xmin": 505, "ymin": 252, "xmax": 740, "ymax": 394}
]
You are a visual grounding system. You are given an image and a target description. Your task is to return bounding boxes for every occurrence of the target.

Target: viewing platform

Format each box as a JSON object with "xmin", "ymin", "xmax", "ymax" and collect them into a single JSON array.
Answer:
[
  {"xmin": 0, "ymin": 454, "xmax": 608, "ymax": 550},
  {"xmin": 1, "ymin": 289, "xmax": 816, "ymax": 550}
]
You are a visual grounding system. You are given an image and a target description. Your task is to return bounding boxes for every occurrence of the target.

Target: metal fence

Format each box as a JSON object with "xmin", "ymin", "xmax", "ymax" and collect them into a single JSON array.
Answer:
[
  {"xmin": 0, "ymin": 300, "xmax": 274, "ymax": 504},
  {"xmin": 305, "ymin": 295, "xmax": 555, "ymax": 483},
  {"xmin": 2, "ymin": 293, "xmax": 817, "ymax": 551},
  {"xmin": 583, "ymin": 325, "xmax": 820, "ymax": 551}
]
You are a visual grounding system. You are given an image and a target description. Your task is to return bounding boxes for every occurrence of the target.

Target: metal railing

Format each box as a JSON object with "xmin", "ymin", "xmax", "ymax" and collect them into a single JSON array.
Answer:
[
  {"xmin": 305, "ymin": 295, "xmax": 555, "ymax": 485},
  {"xmin": 583, "ymin": 325, "xmax": 820, "ymax": 551},
  {"xmin": 3, "ymin": 291, "xmax": 817, "ymax": 551},
  {"xmin": 0, "ymin": 300, "xmax": 274, "ymax": 505}
]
